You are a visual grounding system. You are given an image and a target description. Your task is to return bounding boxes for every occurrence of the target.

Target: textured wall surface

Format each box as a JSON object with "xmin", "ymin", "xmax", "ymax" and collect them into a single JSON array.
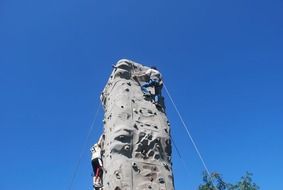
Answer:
[{"xmin": 99, "ymin": 59, "xmax": 174, "ymax": 190}]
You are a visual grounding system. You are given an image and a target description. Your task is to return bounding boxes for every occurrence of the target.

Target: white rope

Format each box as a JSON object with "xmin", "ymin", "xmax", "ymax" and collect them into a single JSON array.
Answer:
[
  {"xmin": 164, "ymin": 84, "xmax": 211, "ymax": 176},
  {"xmin": 67, "ymin": 102, "xmax": 101, "ymax": 190}
]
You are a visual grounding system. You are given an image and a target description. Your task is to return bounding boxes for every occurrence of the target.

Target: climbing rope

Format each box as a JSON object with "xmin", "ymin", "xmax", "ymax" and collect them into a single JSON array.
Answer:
[
  {"xmin": 163, "ymin": 83, "xmax": 212, "ymax": 177},
  {"xmin": 171, "ymin": 137, "xmax": 191, "ymax": 179},
  {"xmin": 67, "ymin": 102, "xmax": 101, "ymax": 190}
]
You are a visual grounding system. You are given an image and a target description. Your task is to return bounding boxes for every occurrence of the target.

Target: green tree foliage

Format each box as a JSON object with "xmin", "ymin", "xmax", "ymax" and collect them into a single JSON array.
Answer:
[
  {"xmin": 198, "ymin": 172, "xmax": 259, "ymax": 190},
  {"xmin": 198, "ymin": 172, "xmax": 227, "ymax": 190},
  {"xmin": 228, "ymin": 172, "xmax": 259, "ymax": 190}
]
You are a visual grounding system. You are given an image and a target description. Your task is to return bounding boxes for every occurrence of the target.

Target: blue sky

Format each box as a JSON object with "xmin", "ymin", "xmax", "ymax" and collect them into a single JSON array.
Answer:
[{"xmin": 0, "ymin": 0, "xmax": 282, "ymax": 189}]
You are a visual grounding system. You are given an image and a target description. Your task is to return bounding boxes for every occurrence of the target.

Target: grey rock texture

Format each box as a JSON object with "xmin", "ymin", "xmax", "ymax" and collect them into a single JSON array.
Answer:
[{"xmin": 98, "ymin": 59, "xmax": 174, "ymax": 190}]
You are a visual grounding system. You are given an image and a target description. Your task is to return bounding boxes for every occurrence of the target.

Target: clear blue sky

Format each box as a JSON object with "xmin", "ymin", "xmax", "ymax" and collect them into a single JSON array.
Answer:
[{"xmin": 0, "ymin": 0, "xmax": 282, "ymax": 189}]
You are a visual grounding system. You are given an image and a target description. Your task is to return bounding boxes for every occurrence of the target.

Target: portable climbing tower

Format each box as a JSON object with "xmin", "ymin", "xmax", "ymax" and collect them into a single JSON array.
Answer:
[{"xmin": 96, "ymin": 59, "xmax": 174, "ymax": 190}]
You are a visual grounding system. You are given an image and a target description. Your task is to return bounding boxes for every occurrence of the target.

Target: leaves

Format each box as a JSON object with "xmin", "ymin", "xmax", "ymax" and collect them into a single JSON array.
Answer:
[{"xmin": 198, "ymin": 172, "xmax": 259, "ymax": 190}]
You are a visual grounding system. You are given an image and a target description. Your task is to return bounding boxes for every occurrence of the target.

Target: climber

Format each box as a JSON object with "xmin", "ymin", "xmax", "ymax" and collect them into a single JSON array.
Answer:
[
  {"xmin": 135, "ymin": 66, "xmax": 163, "ymax": 106},
  {"xmin": 90, "ymin": 136, "xmax": 103, "ymax": 188}
]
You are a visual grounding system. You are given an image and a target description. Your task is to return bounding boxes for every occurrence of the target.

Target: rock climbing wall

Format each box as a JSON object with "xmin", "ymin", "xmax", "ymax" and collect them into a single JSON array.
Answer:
[{"xmin": 99, "ymin": 59, "xmax": 174, "ymax": 190}]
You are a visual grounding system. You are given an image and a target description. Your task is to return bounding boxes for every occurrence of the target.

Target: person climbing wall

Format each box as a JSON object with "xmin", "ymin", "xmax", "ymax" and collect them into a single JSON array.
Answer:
[
  {"xmin": 134, "ymin": 66, "xmax": 163, "ymax": 107},
  {"xmin": 90, "ymin": 135, "xmax": 104, "ymax": 188}
]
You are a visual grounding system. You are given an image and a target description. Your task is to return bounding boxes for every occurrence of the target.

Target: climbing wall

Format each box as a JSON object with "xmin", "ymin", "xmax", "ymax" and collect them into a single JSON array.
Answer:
[{"xmin": 99, "ymin": 59, "xmax": 174, "ymax": 190}]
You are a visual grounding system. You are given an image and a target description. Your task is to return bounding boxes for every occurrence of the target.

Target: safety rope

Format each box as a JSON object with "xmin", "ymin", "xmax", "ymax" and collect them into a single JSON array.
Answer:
[
  {"xmin": 164, "ymin": 83, "xmax": 212, "ymax": 177},
  {"xmin": 67, "ymin": 102, "xmax": 101, "ymax": 190},
  {"xmin": 171, "ymin": 137, "xmax": 191, "ymax": 179}
]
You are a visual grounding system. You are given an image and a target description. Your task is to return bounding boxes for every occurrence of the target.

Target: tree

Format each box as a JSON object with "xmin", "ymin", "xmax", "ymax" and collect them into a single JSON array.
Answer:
[
  {"xmin": 228, "ymin": 172, "xmax": 259, "ymax": 190},
  {"xmin": 198, "ymin": 172, "xmax": 227, "ymax": 190},
  {"xmin": 198, "ymin": 172, "xmax": 259, "ymax": 190}
]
